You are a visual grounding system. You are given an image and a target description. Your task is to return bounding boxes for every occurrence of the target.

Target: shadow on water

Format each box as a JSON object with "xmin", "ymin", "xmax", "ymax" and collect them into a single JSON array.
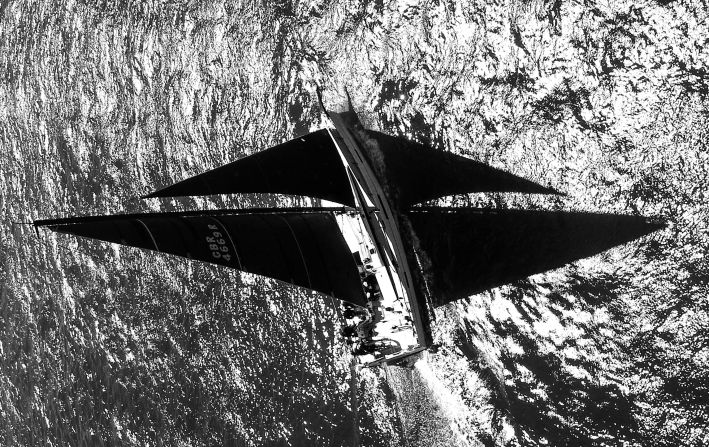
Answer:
[
  {"xmin": 496, "ymin": 323, "xmax": 637, "ymax": 446},
  {"xmin": 455, "ymin": 272, "xmax": 639, "ymax": 446}
]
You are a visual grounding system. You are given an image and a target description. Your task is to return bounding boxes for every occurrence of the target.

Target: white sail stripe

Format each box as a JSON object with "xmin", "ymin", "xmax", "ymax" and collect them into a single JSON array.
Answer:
[{"xmin": 136, "ymin": 219, "xmax": 160, "ymax": 251}]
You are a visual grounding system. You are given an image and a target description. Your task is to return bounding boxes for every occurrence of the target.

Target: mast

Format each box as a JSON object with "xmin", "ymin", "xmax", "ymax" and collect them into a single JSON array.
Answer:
[{"xmin": 319, "ymin": 95, "xmax": 434, "ymax": 348}]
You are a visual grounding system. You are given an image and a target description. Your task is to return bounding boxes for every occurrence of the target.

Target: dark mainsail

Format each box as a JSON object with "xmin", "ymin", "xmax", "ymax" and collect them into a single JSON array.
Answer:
[
  {"xmin": 144, "ymin": 129, "xmax": 356, "ymax": 206},
  {"xmin": 406, "ymin": 207, "xmax": 664, "ymax": 306},
  {"xmin": 36, "ymin": 209, "xmax": 367, "ymax": 306},
  {"xmin": 366, "ymin": 130, "xmax": 560, "ymax": 206}
]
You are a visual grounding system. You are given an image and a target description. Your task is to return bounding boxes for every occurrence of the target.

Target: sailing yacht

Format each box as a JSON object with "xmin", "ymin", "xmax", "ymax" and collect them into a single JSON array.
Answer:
[{"xmin": 34, "ymin": 103, "xmax": 664, "ymax": 366}]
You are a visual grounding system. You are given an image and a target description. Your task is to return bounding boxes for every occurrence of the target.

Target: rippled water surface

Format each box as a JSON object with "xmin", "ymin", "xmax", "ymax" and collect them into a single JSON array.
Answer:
[{"xmin": 2, "ymin": 0, "xmax": 708, "ymax": 446}]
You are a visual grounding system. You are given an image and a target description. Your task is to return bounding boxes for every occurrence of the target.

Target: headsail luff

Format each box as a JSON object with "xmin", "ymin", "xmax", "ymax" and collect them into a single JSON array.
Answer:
[
  {"xmin": 407, "ymin": 207, "xmax": 665, "ymax": 307},
  {"xmin": 35, "ymin": 209, "xmax": 367, "ymax": 306}
]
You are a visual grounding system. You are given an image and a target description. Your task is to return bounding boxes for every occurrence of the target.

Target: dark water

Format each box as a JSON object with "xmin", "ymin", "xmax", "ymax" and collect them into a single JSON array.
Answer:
[{"xmin": 2, "ymin": 0, "xmax": 708, "ymax": 446}]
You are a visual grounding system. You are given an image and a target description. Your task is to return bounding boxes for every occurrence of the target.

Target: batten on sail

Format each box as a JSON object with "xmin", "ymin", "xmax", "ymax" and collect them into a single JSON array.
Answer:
[
  {"xmin": 144, "ymin": 129, "xmax": 356, "ymax": 206},
  {"xmin": 406, "ymin": 207, "xmax": 665, "ymax": 306},
  {"xmin": 36, "ymin": 209, "xmax": 367, "ymax": 306}
]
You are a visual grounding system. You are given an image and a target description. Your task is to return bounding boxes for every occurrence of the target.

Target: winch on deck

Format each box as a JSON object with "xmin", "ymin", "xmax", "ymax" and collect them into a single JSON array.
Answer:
[{"xmin": 335, "ymin": 212, "xmax": 421, "ymax": 366}]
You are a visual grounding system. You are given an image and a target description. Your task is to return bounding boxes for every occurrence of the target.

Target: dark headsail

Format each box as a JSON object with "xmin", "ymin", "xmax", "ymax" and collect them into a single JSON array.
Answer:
[
  {"xmin": 143, "ymin": 127, "xmax": 557, "ymax": 209},
  {"xmin": 406, "ymin": 207, "xmax": 665, "ymax": 306},
  {"xmin": 144, "ymin": 129, "xmax": 356, "ymax": 206},
  {"xmin": 35, "ymin": 209, "xmax": 367, "ymax": 306},
  {"xmin": 367, "ymin": 131, "xmax": 560, "ymax": 206}
]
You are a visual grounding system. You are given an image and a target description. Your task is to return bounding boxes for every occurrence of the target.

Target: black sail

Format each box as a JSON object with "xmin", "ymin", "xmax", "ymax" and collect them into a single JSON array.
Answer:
[
  {"xmin": 406, "ymin": 207, "xmax": 664, "ymax": 306},
  {"xmin": 144, "ymin": 129, "xmax": 355, "ymax": 206},
  {"xmin": 143, "ymin": 127, "xmax": 557, "ymax": 208},
  {"xmin": 366, "ymin": 131, "xmax": 559, "ymax": 206},
  {"xmin": 36, "ymin": 209, "xmax": 366, "ymax": 306}
]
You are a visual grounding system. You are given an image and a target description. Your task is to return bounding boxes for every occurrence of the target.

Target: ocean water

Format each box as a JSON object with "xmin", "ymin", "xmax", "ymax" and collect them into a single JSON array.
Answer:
[{"xmin": 1, "ymin": 0, "xmax": 708, "ymax": 446}]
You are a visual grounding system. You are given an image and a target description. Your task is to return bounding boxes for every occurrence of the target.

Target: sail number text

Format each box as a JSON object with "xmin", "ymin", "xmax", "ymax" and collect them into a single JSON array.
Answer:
[{"xmin": 206, "ymin": 224, "xmax": 232, "ymax": 262}]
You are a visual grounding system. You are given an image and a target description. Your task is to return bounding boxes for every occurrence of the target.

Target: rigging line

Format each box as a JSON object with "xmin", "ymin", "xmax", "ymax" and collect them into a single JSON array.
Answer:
[
  {"xmin": 328, "ymin": 125, "xmax": 400, "ymax": 271},
  {"xmin": 332, "ymin": 148, "xmax": 403, "ymax": 304},
  {"xmin": 11, "ymin": 221, "xmax": 40, "ymax": 236},
  {"xmin": 324, "ymin": 123, "xmax": 413, "ymax": 304},
  {"xmin": 32, "ymin": 227, "xmax": 89, "ymax": 257},
  {"xmin": 346, "ymin": 168, "xmax": 402, "ymax": 301}
]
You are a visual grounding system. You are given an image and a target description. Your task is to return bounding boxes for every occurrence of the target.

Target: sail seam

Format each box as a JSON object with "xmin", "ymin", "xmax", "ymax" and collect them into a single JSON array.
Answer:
[
  {"xmin": 277, "ymin": 215, "xmax": 312, "ymax": 289},
  {"xmin": 256, "ymin": 214, "xmax": 296, "ymax": 284},
  {"xmin": 135, "ymin": 219, "xmax": 160, "ymax": 251},
  {"xmin": 294, "ymin": 213, "xmax": 334, "ymax": 297}
]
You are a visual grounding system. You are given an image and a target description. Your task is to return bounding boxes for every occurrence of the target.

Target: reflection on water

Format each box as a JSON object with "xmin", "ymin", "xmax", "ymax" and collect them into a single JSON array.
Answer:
[
  {"xmin": 0, "ymin": 1, "xmax": 390, "ymax": 445},
  {"xmin": 2, "ymin": 0, "xmax": 705, "ymax": 445}
]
